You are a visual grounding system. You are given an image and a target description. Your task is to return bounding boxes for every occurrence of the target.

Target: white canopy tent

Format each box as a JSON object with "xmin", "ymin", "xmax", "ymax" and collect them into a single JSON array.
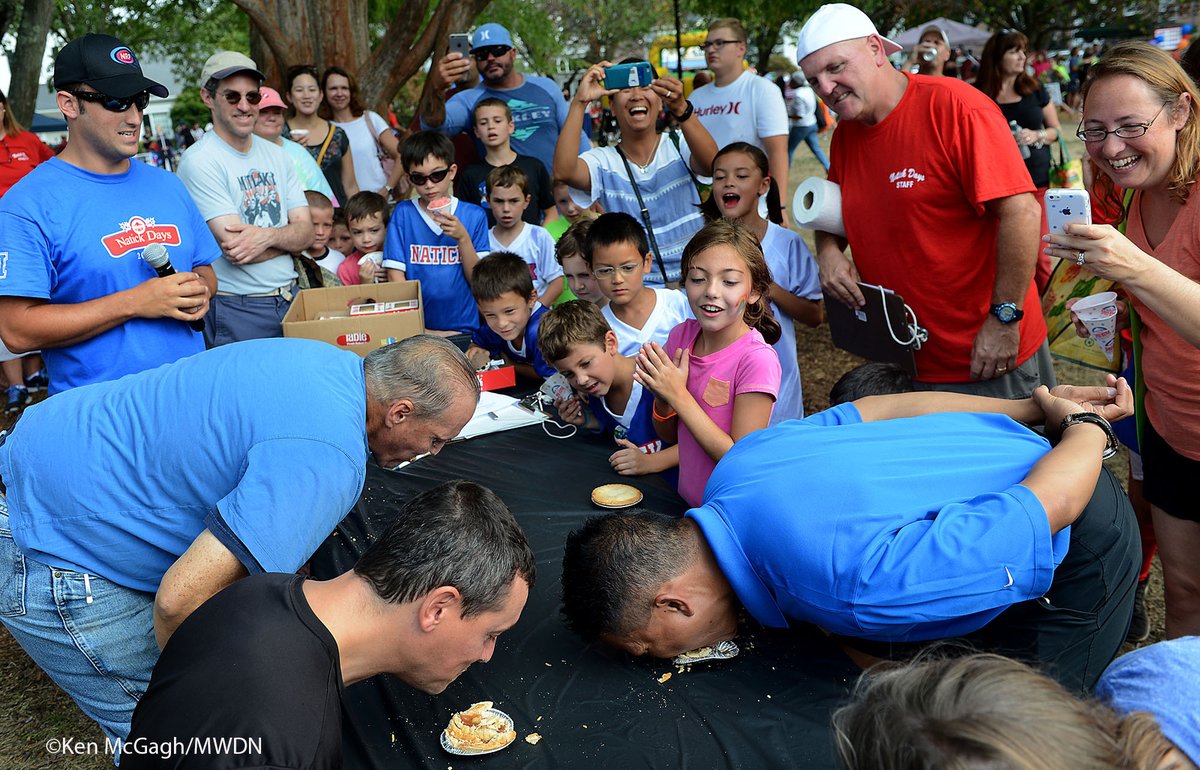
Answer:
[{"xmin": 893, "ymin": 17, "xmax": 993, "ymax": 51}]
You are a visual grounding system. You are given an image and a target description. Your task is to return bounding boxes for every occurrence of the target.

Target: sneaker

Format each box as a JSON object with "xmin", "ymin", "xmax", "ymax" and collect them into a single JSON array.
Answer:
[
  {"xmin": 4, "ymin": 385, "xmax": 31, "ymax": 415},
  {"xmin": 23, "ymin": 369, "xmax": 48, "ymax": 392},
  {"xmin": 1125, "ymin": 578, "xmax": 1150, "ymax": 644}
]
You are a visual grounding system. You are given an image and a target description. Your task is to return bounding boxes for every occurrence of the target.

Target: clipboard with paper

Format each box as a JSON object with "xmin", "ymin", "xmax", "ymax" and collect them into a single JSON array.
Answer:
[{"xmin": 824, "ymin": 283, "xmax": 927, "ymax": 377}]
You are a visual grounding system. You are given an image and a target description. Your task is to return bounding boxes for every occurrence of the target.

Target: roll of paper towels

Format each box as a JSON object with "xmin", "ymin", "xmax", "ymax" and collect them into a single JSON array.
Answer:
[{"xmin": 793, "ymin": 177, "xmax": 845, "ymax": 237}]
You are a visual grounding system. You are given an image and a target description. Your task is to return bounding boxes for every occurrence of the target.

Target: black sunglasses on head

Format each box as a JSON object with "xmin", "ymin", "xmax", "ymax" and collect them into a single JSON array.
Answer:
[
  {"xmin": 70, "ymin": 90, "xmax": 150, "ymax": 113},
  {"xmin": 473, "ymin": 45, "xmax": 512, "ymax": 61},
  {"xmin": 408, "ymin": 168, "xmax": 451, "ymax": 186}
]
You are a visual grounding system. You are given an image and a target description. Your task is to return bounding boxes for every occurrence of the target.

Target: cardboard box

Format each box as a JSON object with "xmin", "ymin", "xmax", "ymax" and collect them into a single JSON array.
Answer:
[
  {"xmin": 282, "ymin": 281, "xmax": 424, "ymax": 356},
  {"xmin": 477, "ymin": 365, "xmax": 516, "ymax": 392}
]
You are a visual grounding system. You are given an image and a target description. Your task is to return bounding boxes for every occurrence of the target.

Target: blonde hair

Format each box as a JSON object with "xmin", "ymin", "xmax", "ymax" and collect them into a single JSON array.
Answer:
[
  {"xmin": 833, "ymin": 653, "xmax": 1177, "ymax": 770},
  {"xmin": 680, "ymin": 219, "xmax": 780, "ymax": 345},
  {"xmin": 1082, "ymin": 41, "xmax": 1200, "ymax": 204},
  {"xmin": 708, "ymin": 17, "xmax": 746, "ymax": 41}
]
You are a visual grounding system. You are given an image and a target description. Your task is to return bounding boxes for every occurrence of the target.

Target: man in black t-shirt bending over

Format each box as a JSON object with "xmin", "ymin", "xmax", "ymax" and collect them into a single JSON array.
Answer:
[{"xmin": 122, "ymin": 480, "xmax": 535, "ymax": 769}]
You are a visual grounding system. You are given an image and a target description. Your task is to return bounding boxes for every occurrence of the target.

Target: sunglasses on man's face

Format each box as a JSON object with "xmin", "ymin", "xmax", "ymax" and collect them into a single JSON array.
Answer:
[
  {"xmin": 70, "ymin": 90, "xmax": 150, "ymax": 113},
  {"xmin": 473, "ymin": 45, "xmax": 512, "ymax": 61},
  {"xmin": 408, "ymin": 168, "xmax": 450, "ymax": 186},
  {"xmin": 219, "ymin": 89, "xmax": 263, "ymax": 105}
]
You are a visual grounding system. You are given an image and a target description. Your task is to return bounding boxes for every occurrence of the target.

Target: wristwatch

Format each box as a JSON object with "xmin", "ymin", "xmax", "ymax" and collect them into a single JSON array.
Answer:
[
  {"xmin": 990, "ymin": 302, "xmax": 1024, "ymax": 324},
  {"xmin": 1060, "ymin": 412, "xmax": 1119, "ymax": 459},
  {"xmin": 673, "ymin": 100, "xmax": 694, "ymax": 123}
]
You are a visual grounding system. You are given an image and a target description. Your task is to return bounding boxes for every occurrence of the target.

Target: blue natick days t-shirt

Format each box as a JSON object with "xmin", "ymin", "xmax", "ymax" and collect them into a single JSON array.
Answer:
[
  {"xmin": 0, "ymin": 338, "xmax": 368, "ymax": 592},
  {"xmin": 687, "ymin": 404, "xmax": 1070, "ymax": 642},
  {"xmin": 0, "ymin": 158, "xmax": 220, "ymax": 393},
  {"xmin": 383, "ymin": 198, "xmax": 489, "ymax": 333}
]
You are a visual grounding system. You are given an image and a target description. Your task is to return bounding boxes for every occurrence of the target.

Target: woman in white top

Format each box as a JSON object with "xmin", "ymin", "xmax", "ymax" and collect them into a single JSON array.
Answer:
[
  {"xmin": 553, "ymin": 58, "xmax": 716, "ymax": 286},
  {"xmin": 320, "ymin": 66, "xmax": 402, "ymax": 197}
]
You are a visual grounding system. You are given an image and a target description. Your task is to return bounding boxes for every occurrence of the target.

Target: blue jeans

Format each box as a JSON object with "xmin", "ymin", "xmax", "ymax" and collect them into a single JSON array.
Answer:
[
  {"xmin": 0, "ymin": 501, "xmax": 157, "ymax": 753},
  {"xmin": 787, "ymin": 124, "xmax": 830, "ymax": 171},
  {"xmin": 204, "ymin": 289, "xmax": 296, "ymax": 348}
]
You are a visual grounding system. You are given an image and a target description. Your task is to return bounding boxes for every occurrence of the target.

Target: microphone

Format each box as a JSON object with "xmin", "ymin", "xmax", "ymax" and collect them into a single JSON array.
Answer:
[{"xmin": 142, "ymin": 243, "xmax": 205, "ymax": 333}]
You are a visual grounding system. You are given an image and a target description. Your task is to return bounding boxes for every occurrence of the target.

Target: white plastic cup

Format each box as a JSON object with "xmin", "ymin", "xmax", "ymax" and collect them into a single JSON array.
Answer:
[
  {"xmin": 290, "ymin": 128, "xmax": 310, "ymax": 143},
  {"xmin": 1072, "ymin": 291, "xmax": 1119, "ymax": 362},
  {"xmin": 360, "ymin": 251, "xmax": 384, "ymax": 284}
]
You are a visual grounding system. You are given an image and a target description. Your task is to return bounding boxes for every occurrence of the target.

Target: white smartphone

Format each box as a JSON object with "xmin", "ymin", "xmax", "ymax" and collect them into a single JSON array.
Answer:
[{"xmin": 1045, "ymin": 189, "xmax": 1091, "ymax": 235}]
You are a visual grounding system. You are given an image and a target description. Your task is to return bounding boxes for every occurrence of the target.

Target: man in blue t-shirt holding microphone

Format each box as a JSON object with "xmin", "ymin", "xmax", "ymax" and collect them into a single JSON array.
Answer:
[{"xmin": 0, "ymin": 34, "xmax": 219, "ymax": 395}]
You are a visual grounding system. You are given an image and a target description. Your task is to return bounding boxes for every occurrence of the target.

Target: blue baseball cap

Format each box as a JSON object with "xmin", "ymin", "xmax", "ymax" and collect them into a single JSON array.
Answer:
[{"xmin": 471, "ymin": 23, "xmax": 514, "ymax": 51}]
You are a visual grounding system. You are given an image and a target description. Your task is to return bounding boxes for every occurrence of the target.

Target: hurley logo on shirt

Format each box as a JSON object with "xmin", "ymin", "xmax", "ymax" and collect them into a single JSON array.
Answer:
[
  {"xmin": 694, "ymin": 101, "xmax": 743, "ymax": 117},
  {"xmin": 409, "ymin": 244, "xmax": 460, "ymax": 265},
  {"xmin": 508, "ymin": 97, "xmax": 554, "ymax": 142},
  {"xmin": 888, "ymin": 167, "xmax": 927, "ymax": 189},
  {"xmin": 101, "ymin": 216, "xmax": 183, "ymax": 257}
]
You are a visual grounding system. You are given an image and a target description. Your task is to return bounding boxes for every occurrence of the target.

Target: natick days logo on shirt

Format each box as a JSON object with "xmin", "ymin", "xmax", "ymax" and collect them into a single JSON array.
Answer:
[
  {"xmin": 888, "ymin": 167, "xmax": 927, "ymax": 190},
  {"xmin": 101, "ymin": 216, "xmax": 182, "ymax": 257}
]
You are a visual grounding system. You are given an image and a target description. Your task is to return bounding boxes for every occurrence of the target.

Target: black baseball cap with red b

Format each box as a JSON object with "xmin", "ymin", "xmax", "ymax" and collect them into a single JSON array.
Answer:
[{"xmin": 53, "ymin": 34, "xmax": 168, "ymax": 98}]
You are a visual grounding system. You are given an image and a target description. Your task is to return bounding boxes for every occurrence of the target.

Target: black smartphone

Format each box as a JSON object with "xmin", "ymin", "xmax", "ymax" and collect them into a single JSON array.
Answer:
[{"xmin": 448, "ymin": 33, "xmax": 470, "ymax": 58}]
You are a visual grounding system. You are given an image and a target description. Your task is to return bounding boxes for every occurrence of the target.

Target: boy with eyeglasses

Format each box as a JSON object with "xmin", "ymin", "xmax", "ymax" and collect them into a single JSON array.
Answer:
[
  {"xmin": 0, "ymin": 33, "xmax": 220, "ymax": 394},
  {"xmin": 419, "ymin": 22, "xmax": 588, "ymax": 174},
  {"xmin": 177, "ymin": 50, "xmax": 313, "ymax": 348},
  {"xmin": 382, "ymin": 131, "xmax": 489, "ymax": 336},
  {"xmin": 585, "ymin": 213, "xmax": 690, "ymax": 356}
]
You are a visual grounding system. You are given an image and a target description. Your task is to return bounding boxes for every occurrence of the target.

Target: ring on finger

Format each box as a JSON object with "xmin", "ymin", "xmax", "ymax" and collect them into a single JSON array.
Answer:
[{"xmin": 1075, "ymin": 250, "xmax": 1086, "ymax": 266}]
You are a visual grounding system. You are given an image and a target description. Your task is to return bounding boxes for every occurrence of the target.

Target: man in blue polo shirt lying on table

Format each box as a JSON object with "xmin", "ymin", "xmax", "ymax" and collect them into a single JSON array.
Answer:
[{"xmin": 562, "ymin": 379, "xmax": 1139, "ymax": 694}]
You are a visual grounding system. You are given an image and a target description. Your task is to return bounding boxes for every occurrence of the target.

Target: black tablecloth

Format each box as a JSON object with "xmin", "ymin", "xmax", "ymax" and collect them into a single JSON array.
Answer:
[{"xmin": 309, "ymin": 423, "xmax": 858, "ymax": 769}]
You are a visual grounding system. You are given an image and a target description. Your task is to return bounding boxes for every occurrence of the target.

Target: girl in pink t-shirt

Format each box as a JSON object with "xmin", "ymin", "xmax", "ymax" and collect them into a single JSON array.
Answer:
[{"xmin": 634, "ymin": 219, "xmax": 782, "ymax": 506}]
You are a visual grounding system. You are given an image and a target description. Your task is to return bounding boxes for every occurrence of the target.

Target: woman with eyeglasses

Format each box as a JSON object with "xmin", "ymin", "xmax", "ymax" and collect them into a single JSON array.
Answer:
[
  {"xmin": 0, "ymin": 87, "xmax": 53, "ymax": 412},
  {"xmin": 975, "ymin": 30, "xmax": 1063, "ymax": 292},
  {"xmin": 283, "ymin": 65, "xmax": 358, "ymax": 207},
  {"xmin": 320, "ymin": 67, "xmax": 401, "ymax": 199},
  {"xmin": 1045, "ymin": 41, "xmax": 1200, "ymax": 640}
]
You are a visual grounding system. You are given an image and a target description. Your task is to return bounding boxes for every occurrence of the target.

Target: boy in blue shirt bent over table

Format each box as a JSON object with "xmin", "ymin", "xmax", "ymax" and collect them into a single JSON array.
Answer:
[{"xmin": 539, "ymin": 300, "xmax": 678, "ymax": 480}]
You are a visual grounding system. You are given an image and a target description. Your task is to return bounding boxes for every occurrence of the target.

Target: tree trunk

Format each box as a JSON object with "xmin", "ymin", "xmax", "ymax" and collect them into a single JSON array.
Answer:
[
  {"xmin": 9, "ymin": 0, "xmax": 55, "ymax": 126},
  {"xmin": 750, "ymin": 24, "xmax": 783, "ymax": 74},
  {"xmin": 230, "ymin": 0, "xmax": 488, "ymax": 113}
]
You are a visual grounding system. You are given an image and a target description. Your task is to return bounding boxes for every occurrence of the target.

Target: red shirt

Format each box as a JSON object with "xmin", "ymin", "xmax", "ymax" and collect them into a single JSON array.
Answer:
[
  {"xmin": 829, "ymin": 73, "xmax": 1046, "ymax": 382},
  {"xmin": 1125, "ymin": 188, "xmax": 1200, "ymax": 459},
  {"xmin": 0, "ymin": 130, "xmax": 54, "ymax": 197}
]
